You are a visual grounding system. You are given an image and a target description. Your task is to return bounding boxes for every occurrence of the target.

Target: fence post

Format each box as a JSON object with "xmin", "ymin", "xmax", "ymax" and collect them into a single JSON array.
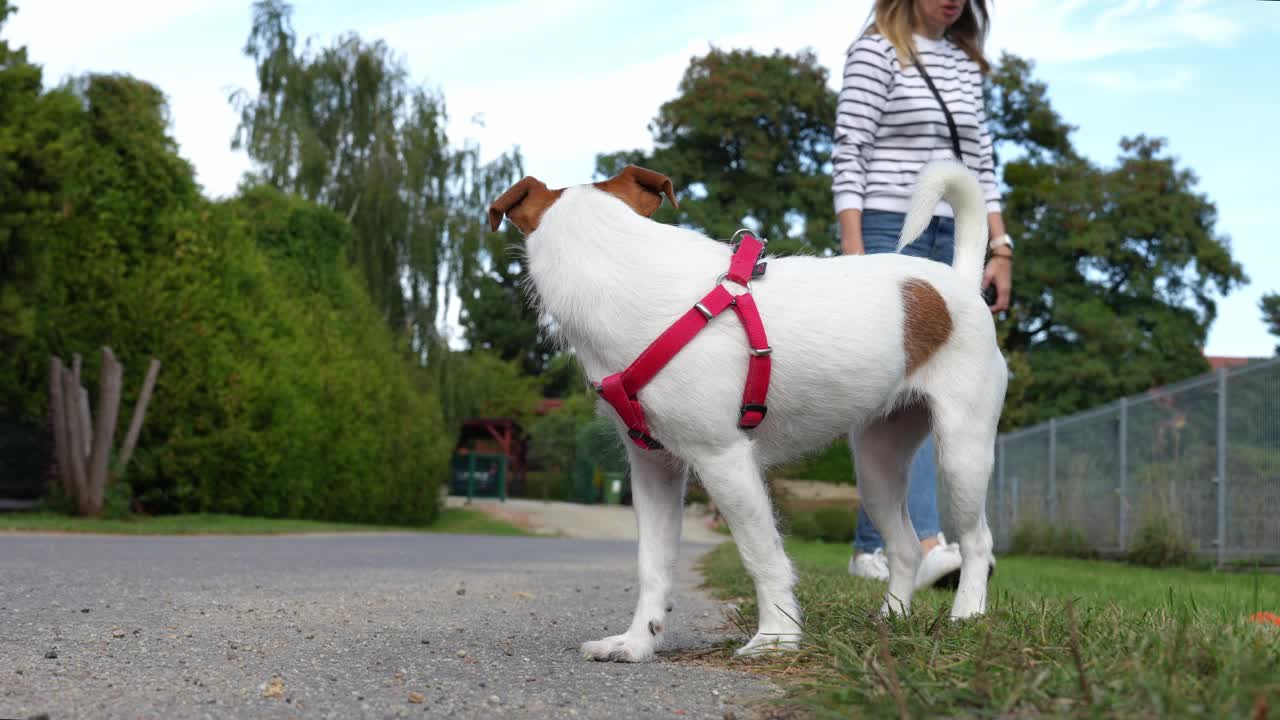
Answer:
[
  {"xmin": 1216, "ymin": 367, "xmax": 1228, "ymax": 567},
  {"xmin": 466, "ymin": 451, "xmax": 477, "ymax": 501},
  {"xmin": 1118, "ymin": 397, "xmax": 1128, "ymax": 553},
  {"xmin": 1048, "ymin": 418, "xmax": 1057, "ymax": 523},
  {"xmin": 1011, "ymin": 467, "xmax": 1019, "ymax": 536}
]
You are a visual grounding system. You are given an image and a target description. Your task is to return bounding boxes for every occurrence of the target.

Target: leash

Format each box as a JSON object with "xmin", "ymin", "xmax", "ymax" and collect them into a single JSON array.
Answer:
[{"xmin": 593, "ymin": 231, "xmax": 771, "ymax": 451}]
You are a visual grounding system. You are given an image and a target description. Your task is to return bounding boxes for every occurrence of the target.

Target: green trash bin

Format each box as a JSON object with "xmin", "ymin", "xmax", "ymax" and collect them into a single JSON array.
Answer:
[{"xmin": 601, "ymin": 471, "xmax": 626, "ymax": 505}]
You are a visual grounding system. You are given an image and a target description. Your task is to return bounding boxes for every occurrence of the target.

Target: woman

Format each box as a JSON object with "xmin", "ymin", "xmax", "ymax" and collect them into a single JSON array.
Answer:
[{"xmin": 832, "ymin": 0, "xmax": 1012, "ymax": 587}]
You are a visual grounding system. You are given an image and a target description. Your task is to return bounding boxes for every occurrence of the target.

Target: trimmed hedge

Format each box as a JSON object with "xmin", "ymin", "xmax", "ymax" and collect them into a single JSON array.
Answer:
[{"xmin": 0, "ymin": 70, "xmax": 449, "ymax": 524}]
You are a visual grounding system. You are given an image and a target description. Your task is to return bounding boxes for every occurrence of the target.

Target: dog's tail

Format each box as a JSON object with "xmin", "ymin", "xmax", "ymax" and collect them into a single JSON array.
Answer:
[{"xmin": 897, "ymin": 161, "xmax": 988, "ymax": 287}]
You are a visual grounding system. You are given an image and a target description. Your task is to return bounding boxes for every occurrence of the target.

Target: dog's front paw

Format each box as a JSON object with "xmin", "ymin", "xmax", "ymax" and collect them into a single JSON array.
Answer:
[
  {"xmin": 580, "ymin": 634, "xmax": 656, "ymax": 663},
  {"xmin": 734, "ymin": 631, "xmax": 801, "ymax": 657}
]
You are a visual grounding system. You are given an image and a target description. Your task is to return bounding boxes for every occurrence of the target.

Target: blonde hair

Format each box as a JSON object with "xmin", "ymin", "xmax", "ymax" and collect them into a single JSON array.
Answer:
[{"xmin": 864, "ymin": 0, "xmax": 991, "ymax": 74}]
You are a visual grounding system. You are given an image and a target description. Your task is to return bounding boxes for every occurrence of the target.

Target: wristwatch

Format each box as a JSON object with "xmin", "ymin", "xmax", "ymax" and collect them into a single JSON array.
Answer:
[{"xmin": 989, "ymin": 234, "xmax": 1014, "ymax": 253}]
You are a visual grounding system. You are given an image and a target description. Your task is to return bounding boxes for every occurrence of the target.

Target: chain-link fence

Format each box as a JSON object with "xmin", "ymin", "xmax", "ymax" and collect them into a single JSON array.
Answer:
[{"xmin": 990, "ymin": 356, "xmax": 1280, "ymax": 563}]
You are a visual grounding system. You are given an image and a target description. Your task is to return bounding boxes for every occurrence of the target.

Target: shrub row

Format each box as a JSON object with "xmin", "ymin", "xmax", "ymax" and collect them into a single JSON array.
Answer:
[{"xmin": 0, "ymin": 69, "xmax": 449, "ymax": 523}]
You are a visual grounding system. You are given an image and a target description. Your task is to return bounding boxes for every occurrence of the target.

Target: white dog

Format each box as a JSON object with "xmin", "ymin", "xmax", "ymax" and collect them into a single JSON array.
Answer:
[{"xmin": 488, "ymin": 161, "xmax": 1006, "ymax": 661}]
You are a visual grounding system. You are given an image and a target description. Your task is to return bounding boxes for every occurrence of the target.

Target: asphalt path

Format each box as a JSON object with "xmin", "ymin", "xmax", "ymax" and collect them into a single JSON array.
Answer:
[{"xmin": 0, "ymin": 533, "xmax": 776, "ymax": 719}]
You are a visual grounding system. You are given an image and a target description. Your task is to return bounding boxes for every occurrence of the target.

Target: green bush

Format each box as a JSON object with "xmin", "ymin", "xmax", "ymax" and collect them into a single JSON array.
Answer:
[
  {"xmin": 786, "ymin": 511, "xmax": 822, "ymax": 541},
  {"xmin": 1127, "ymin": 514, "xmax": 1194, "ymax": 568},
  {"xmin": 1010, "ymin": 521, "xmax": 1097, "ymax": 559},
  {"xmin": 785, "ymin": 507, "xmax": 857, "ymax": 543},
  {"xmin": 774, "ymin": 439, "xmax": 856, "ymax": 485},
  {"xmin": 522, "ymin": 470, "xmax": 570, "ymax": 501},
  {"xmin": 812, "ymin": 506, "xmax": 858, "ymax": 543},
  {"xmin": 0, "ymin": 67, "xmax": 449, "ymax": 524},
  {"xmin": 527, "ymin": 392, "xmax": 595, "ymax": 472}
]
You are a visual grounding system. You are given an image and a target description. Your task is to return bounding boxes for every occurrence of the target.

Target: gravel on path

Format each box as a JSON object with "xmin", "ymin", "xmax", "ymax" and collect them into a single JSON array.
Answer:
[{"xmin": 0, "ymin": 533, "xmax": 776, "ymax": 719}]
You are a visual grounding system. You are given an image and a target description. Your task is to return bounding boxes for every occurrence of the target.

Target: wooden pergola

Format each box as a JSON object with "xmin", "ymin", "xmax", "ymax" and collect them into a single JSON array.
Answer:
[{"xmin": 453, "ymin": 418, "xmax": 528, "ymax": 497}]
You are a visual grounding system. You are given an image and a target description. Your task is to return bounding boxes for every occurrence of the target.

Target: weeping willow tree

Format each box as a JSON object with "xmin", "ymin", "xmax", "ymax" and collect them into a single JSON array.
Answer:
[{"xmin": 230, "ymin": 0, "xmax": 522, "ymax": 354}]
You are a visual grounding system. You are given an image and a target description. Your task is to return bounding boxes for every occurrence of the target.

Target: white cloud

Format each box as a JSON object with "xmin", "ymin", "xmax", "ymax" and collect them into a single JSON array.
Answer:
[
  {"xmin": 1085, "ymin": 65, "xmax": 1196, "ymax": 93},
  {"xmin": 431, "ymin": 0, "xmax": 872, "ymax": 188},
  {"xmin": 988, "ymin": 0, "xmax": 1244, "ymax": 64},
  {"xmin": 367, "ymin": 0, "xmax": 596, "ymax": 63},
  {"xmin": 6, "ymin": 0, "xmax": 226, "ymax": 59}
]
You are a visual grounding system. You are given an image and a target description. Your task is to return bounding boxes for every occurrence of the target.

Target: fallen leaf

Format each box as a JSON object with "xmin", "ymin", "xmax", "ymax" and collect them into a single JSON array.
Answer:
[
  {"xmin": 261, "ymin": 676, "xmax": 285, "ymax": 699},
  {"xmin": 513, "ymin": 591, "xmax": 533, "ymax": 599},
  {"xmin": 408, "ymin": 691, "xmax": 425, "ymax": 704}
]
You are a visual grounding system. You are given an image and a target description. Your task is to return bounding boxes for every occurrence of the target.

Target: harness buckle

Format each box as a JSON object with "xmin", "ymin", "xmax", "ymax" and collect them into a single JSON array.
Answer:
[
  {"xmin": 627, "ymin": 428, "xmax": 664, "ymax": 450},
  {"xmin": 738, "ymin": 404, "xmax": 768, "ymax": 428}
]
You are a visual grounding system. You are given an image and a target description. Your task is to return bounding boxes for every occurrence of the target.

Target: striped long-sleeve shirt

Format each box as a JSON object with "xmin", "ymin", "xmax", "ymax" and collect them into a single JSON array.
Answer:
[{"xmin": 832, "ymin": 32, "xmax": 1001, "ymax": 217}]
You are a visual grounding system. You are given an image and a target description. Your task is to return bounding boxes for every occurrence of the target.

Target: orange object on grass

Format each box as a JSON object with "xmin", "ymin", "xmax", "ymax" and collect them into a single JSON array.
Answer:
[{"xmin": 1250, "ymin": 611, "xmax": 1280, "ymax": 626}]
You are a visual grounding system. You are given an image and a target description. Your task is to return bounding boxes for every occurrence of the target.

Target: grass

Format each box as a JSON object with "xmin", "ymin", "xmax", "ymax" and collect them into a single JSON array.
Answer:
[
  {"xmin": 0, "ymin": 507, "xmax": 531, "ymax": 536},
  {"xmin": 700, "ymin": 539, "xmax": 1280, "ymax": 719}
]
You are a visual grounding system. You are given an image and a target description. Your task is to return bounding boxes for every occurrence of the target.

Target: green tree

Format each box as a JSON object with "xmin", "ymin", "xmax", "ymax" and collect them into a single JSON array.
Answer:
[
  {"xmin": 987, "ymin": 54, "xmax": 1246, "ymax": 426},
  {"xmin": 603, "ymin": 47, "xmax": 1247, "ymax": 429},
  {"xmin": 0, "ymin": 5, "xmax": 450, "ymax": 522},
  {"xmin": 458, "ymin": 250, "xmax": 553, "ymax": 376},
  {"xmin": 596, "ymin": 48, "xmax": 838, "ymax": 256},
  {"xmin": 435, "ymin": 350, "xmax": 542, "ymax": 430},
  {"xmin": 231, "ymin": 0, "xmax": 521, "ymax": 349},
  {"xmin": 1261, "ymin": 293, "xmax": 1280, "ymax": 355},
  {"xmin": 0, "ymin": 0, "xmax": 82, "ymax": 399}
]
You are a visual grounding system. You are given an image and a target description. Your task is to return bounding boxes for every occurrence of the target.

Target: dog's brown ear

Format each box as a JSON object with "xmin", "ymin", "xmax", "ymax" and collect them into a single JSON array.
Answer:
[
  {"xmin": 594, "ymin": 165, "xmax": 678, "ymax": 217},
  {"xmin": 488, "ymin": 176, "xmax": 564, "ymax": 234}
]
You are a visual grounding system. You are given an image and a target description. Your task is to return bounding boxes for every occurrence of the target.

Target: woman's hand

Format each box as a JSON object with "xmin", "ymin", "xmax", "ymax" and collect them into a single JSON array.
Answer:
[
  {"xmin": 984, "ymin": 211, "xmax": 1011, "ymax": 313},
  {"xmin": 983, "ymin": 253, "xmax": 1012, "ymax": 313},
  {"xmin": 838, "ymin": 209, "xmax": 864, "ymax": 255}
]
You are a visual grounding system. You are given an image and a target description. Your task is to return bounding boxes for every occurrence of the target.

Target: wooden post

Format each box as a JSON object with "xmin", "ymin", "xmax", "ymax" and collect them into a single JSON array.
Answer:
[
  {"xmin": 61, "ymin": 368, "xmax": 90, "ymax": 514},
  {"xmin": 48, "ymin": 356, "xmax": 72, "ymax": 496},
  {"xmin": 117, "ymin": 358, "xmax": 160, "ymax": 472},
  {"xmin": 86, "ymin": 347, "xmax": 123, "ymax": 515},
  {"xmin": 77, "ymin": 385, "xmax": 92, "ymax": 458}
]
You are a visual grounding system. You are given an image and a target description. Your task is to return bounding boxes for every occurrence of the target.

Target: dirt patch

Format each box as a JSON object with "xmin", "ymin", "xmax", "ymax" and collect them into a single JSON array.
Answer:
[
  {"xmin": 665, "ymin": 645, "xmax": 824, "ymax": 719},
  {"xmin": 457, "ymin": 501, "xmax": 546, "ymax": 533},
  {"xmin": 771, "ymin": 479, "xmax": 859, "ymax": 515}
]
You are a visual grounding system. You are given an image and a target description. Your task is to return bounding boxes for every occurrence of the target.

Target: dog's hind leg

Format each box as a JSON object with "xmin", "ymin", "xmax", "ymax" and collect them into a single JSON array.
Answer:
[
  {"xmin": 581, "ymin": 443, "xmax": 687, "ymax": 662},
  {"xmin": 852, "ymin": 401, "xmax": 932, "ymax": 616},
  {"xmin": 930, "ymin": 381, "xmax": 999, "ymax": 620},
  {"xmin": 690, "ymin": 440, "xmax": 801, "ymax": 656}
]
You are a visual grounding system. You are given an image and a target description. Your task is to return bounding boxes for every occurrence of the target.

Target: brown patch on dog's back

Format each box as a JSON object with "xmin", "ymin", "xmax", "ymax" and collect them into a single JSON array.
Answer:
[{"xmin": 901, "ymin": 278, "xmax": 952, "ymax": 375}]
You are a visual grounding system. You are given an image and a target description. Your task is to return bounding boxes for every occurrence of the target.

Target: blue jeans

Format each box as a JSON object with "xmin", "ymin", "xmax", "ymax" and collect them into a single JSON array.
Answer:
[{"xmin": 852, "ymin": 210, "xmax": 954, "ymax": 553}]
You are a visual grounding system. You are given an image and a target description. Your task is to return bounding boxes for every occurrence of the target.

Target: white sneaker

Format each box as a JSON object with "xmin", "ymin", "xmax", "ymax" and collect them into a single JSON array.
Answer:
[
  {"xmin": 914, "ymin": 533, "xmax": 963, "ymax": 590},
  {"xmin": 848, "ymin": 548, "xmax": 890, "ymax": 581}
]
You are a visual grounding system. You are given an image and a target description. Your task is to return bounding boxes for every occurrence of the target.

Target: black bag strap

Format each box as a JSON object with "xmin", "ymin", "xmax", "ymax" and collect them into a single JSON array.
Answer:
[{"xmin": 913, "ymin": 55, "xmax": 963, "ymax": 162}]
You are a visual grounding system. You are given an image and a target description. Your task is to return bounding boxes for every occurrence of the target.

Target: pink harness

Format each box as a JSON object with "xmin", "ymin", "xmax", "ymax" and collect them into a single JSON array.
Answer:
[{"xmin": 593, "ymin": 232, "xmax": 772, "ymax": 451}]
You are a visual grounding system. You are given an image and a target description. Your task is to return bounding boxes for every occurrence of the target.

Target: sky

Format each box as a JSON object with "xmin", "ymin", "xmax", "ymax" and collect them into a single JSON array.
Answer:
[{"xmin": 7, "ymin": 0, "xmax": 1279, "ymax": 356}]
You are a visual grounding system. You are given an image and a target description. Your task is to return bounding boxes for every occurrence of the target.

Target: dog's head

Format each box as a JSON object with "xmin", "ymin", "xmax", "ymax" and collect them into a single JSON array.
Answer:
[{"xmin": 487, "ymin": 165, "xmax": 678, "ymax": 235}]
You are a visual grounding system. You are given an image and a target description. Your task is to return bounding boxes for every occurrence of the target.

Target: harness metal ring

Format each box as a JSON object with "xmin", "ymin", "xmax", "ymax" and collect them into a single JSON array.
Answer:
[
  {"xmin": 730, "ymin": 228, "xmax": 766, "ymax": 247},
  {"xmin": 716, "ymin": 271, "xmax": 752, "ymax": 295}
]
